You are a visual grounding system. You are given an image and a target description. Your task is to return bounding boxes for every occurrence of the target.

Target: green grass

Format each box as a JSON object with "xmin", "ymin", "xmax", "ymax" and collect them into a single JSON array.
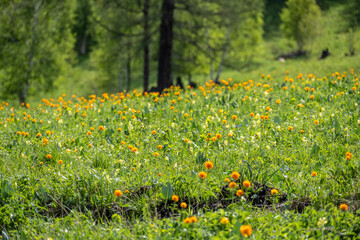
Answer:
[
  {"xmin": 0, "ymin": 66, "xmax": 360, "ymax": 238},
  {"xmin": 1, "ymin": 4, "xmax": 360, "ymax": 240}
]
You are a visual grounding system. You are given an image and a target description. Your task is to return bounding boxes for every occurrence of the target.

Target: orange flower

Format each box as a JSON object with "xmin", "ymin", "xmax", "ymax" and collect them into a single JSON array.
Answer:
[
  {"xmin": 311, "ymin": 171, "xmax": 317, "ymax": 177},
  {"xmin": 236, "ymin": 189, "xmax": 244, "ymax": 197},
  {"xmin": 345, "ymin": 152, "xmax": 353, "ymax": 160},
  {"xmin": 340, "ymin": 204, "xmax": 348, "ymax": 211},
  {"xmin": 271, "ymin": 189, "xmax": 278, "ymax": 195},
  {"xmin": 180, "ymin": 202, "xmax": 187, "ymax": 208},
  {"xmin": 231, "ymin": 171, "xmax": 240, "ymax": 180},
  {"xmin": 184, "ymin": 217, "xmax": 192, "ymax": 224},
  {"xmin": 204, "ymin": 161, "xmax": 214, "ymax": 170},
  {"xmin": 154, "ymin": 152, "xmax": 159, "ymax": 157},
  {"xmin": 131, "ymin": 147, "xmax": 138, "ymax": 153},
  {"xmin": 220, "ymin": 217, "xmax": 229, "ymax": 224},
  {"xmin": 240, "ymin": 225, "xmax": 253, "ymax": 237},
  {"xmin": 232, "ymin": 115, "xmax": 237, "ymax": 120},
  {"xmin": 172, "ymin": 195, "xmax": 179, "ymax": 202},
  {"xmin": 114, "ymin": 190, "xmax": 123, "ymax": 197},
  {"xmin": 288, "ymin": 126, "xmax": 293, "ymax": 131},
  {"xmin": 158, "ymin": 172, "xmax": 162, "ymax": 177},
  {"xmin": 58, "ymin": 160, "xmax": 63, "ymax": 164},
  {"xmin": 99, "ymin": 126, "xmax": 105, "ymax": 131},
  {"xmin": 199, "ymin": 171, "xmax": 207, "ymax": 179},
  {"xmin": 243, "ymin": 180, "xmax": 251, "ymax": 188},
  {"xmin": 46, "ymin": 154, "xmax": 52, "ymax": 159},
  {"xmin": 229, "ymin": 182, "xmax": 237, "ymax": 188},
  {"xmin": 216, "ymin": 133, "xmax": 221, "ymax": 139},
  {"xmin": 152, "ymin": 130, "xmax": 156, "ymax": 135},
  {"xmin": 276, "ymin": 99, "xmax": 281, "ymax": 104},
  {"xmin": 314, "ymin": 120, "xmax": 319, "ymax": 125},
  {"xmin": 190, "ymin": 216, "xmax": 198, "ymax": 223},
  {"xmin": 158, "ymin": 145, "xmax": 163, "ymax": 149}
]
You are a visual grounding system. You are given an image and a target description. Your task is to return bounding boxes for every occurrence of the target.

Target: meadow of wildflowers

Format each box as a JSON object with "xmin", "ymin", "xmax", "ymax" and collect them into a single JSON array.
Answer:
[{"xmin": 0, "ymin": 69, "xmax": 360, "ymax": 239}]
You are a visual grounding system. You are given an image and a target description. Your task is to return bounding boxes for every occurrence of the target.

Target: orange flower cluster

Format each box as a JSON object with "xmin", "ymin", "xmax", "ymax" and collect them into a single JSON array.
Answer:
[
  {"xmin": 346, "ymin": 152, "xmax": 353, "ymax": 160},
  {"xmin": 184, "ymin": 216, "xmax": 198, "ymax": 224}
]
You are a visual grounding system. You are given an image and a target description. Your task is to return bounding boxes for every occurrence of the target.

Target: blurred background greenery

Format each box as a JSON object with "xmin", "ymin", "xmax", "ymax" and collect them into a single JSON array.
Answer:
[{"xmin": 0, "ymin": 0, "xmax": 359, "ymax": 104}]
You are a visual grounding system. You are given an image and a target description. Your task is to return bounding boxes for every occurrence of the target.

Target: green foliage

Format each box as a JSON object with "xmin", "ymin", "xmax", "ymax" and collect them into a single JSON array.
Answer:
[
  {"xmin": 280, "ymin": 0, "xmax": 321, "ymax": 51},
  {"xmin": 72, "ymin": 0, "xmax": 96, "ymax": 56},
  {"xmin": 342, "ymin": 0, "xmax": 360, "ymax": 29},
  {"xmin": 0, "ymin": 0, "xmax": 75, "ymax": 103},
  {"xmin": 0, "ymin": 66, "xmax": 360, "ymax": 237},
  {"xmin": 90, "ymin": 0, "xmax": 159, "ymax": 93}
]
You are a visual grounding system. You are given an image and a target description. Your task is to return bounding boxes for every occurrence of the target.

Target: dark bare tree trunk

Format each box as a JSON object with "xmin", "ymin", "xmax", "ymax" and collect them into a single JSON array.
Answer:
[
  {"xmin": 119, "ymin": 66, "xmax": 124, "ymax": 92},
  {"xmin": 215, "ymin": 28, "xmax": 229, "ymax": 84},
  {"xmin": 126, "ymin": 57, "xmax": 131, "ymax": 92},
  {"xmin": 143, "ymin": 0, "xmax": 150, "ymax": 93},
  {"xmin": 20, "ymin": 1, "xmax": 41, "ymax": 105},
  {"xmin": 80, "ymin": 35, "xmax": 87, "ymax": 55},
  {"xmin": 157, "ymin": 0, "xmax": 174, "ymax": 92},
  {"xmin": 349, "ymin": 28, "xmax": 355, "ymax": 56}
]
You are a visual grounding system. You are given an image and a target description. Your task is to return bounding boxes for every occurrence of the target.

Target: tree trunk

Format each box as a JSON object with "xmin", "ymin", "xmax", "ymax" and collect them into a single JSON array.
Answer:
[
  {"xmin": 143, "ymin": 0, "xmax": 150, "ymax": 93},
  {"xmin": 20, "ymin": 1, "xmax": 41, "ymax": 105},
  {"xmin": 297, "ymin": 39, "xmax": 303, "ymax": 53},
  {"xmin": 349, "ymin": 28, "xmax": 355, "ymax": 56},
  {"xmin": 157, "ymin": 0, "xmax": 174, "ymax": 92},
  {"xmin": 80, "ymin": 34, "xmax": 87, "ymax": 55},
  {"xmin": 119, "ymin": 66, "xmax": 124, "ymax": 92},
  {"xmin": 210, "ymin": 59, "xmax": 214, "ymax": 80},
  {"xmin": 126, "ymin": 57, "xmax": 131, "ymax": 92},
  {"xmin": 215, "ymin": 28, "xmax": 229, "ymax": 84}
]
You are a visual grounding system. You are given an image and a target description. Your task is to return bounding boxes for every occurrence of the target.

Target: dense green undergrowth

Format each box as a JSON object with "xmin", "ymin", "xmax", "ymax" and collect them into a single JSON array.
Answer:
[{"xmin": 0, "ymin": 68, "xmax": 360, "ymax": 239}]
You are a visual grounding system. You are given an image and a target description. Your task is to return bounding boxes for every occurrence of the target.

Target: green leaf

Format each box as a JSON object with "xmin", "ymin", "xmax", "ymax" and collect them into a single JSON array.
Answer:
[
  {"xmin": 233, "ymin": 220, "xmax": 241, "ymax": 236},
  {"xmin": 333, "ymin": 116, "xmax": 341, "ymax": 136},
  {"xmin": 196, "ymin": 151, "xmax": 206, "ymax": 165},
  {"xmin": 124, "ymin": 124, "xmax": 130, "ymax": 135},
  {"xmin": 311, "ymin": 144, "xmax": 320, "ymax": 157},
  {"xmin": 274, "ymin": 115, "xmax": 281, "ymax": 125},
  {"xmin": 243, "ymin": 118, "xmax": 249, "ymax": 126},
  {"xmin": 161, "ymin": 182, "xmax": 173, "ymax": 200},
  {"xmin": 144, "ymin": 106, "xmax": 150, "ymax": 116}
]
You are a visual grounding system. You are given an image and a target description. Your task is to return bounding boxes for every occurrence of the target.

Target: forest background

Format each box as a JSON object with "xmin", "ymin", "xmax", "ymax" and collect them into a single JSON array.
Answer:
[{"xmin": 0, "ymin": 0, "xmax": 359, "ymax": 104}]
